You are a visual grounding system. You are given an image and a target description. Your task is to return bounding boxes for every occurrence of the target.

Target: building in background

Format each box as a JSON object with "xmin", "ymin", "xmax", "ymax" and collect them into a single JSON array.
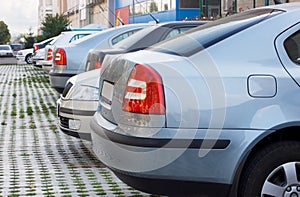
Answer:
[
  {"xmin": 37, "ymin": 0, "xmax": 296, "ymax": 35},
  {"xmin": 61, "ymin": 0, "xmax": 109, "ymax": 29},
  {"xmin": 37, "ymin": 0, "xmax": 109, "ymax": 35},
  {"xmin": 114, "ymin": 0, "xmax": 294, "ymax": 24},
  {"xmin": 38, "ymin": 0, "xmax": 59, "ymax": 35}
]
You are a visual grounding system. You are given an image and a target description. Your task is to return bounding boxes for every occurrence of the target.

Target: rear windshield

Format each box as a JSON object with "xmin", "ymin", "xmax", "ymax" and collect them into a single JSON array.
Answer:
[
  {"xmin": 10, "ymin": 44, "xmax": 22, "ymax": 50},
  {"xmin": 148, "ymin": 9, "xmax": 283, "ymax": 57}
]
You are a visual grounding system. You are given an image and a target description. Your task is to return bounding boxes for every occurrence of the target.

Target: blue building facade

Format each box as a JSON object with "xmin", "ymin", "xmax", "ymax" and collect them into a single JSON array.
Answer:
[{"xmin": 112, "ymin": 0, "xmax": 221, "ymax": 25}]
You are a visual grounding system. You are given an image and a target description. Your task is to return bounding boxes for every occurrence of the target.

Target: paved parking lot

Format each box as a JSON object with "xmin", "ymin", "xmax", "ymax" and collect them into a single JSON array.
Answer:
[
  {"xmin": 0, "ymin": 57, "xmax": 17, "ymax": 65},
  {"xmin": 0, "ymin": 64, "xmax": 152, "ymax": 196}
]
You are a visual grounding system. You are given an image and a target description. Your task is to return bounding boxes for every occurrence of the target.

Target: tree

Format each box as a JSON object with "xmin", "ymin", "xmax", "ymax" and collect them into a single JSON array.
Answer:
[
  {"xmin": 0, "ymin": 21, "xmax": 11, "ymax": 44},
  {"xmin": 149, "ymin": 2, "xmax": 158, "ymax": 12},
  {"xmin": 40, "ymin": 14, "xmax": 70, "ymax": 39},
  {"xmin": 24, "ymin": 33, "xmax": 35, "ymax": 49}
]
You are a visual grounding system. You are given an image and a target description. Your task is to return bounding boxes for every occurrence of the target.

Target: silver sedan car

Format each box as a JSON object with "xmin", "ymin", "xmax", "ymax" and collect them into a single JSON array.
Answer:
[
  {"xmin": 91, "ymin": 3, "xmax": 300, "ymax": 196},
  {"xmin": 49, "ymin": 24, "xmax": 148, "ymax": 93}
]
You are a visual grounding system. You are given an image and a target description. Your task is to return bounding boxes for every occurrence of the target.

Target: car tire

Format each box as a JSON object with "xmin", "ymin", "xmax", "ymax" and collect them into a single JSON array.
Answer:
[
  {"xmin": 239, "ymin": 141, "xmax": 300, "ymax": 197},
  {"xmin": 25, "ymin": 54, "xmax": 33, "ymax": 64}
]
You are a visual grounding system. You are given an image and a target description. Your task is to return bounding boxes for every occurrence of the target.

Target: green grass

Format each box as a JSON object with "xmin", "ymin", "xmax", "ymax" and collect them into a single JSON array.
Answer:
[{"xmin": 27, "ymin": 107, "xmax": 33, "ymax": 116}]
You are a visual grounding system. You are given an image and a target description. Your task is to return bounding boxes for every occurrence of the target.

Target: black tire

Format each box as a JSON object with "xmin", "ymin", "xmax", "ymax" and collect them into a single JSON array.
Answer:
[
  {"xmin": 25, "ymin": 54, "xmax": 32, "ymax": 64},
  {"xmin": 239, "ymin": 141, "xmax": 300, "ymax": 197}
]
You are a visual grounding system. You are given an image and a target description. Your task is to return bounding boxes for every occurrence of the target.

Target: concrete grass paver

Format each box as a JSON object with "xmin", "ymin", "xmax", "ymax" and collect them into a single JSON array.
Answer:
[{"xmin": 0, "ymin": 65, "xmax": 153, "ymax": 196}]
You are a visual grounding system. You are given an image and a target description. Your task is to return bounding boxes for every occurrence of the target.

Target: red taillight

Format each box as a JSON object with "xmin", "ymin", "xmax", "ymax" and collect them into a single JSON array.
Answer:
[
  {"xmin": 122, "ymin": 64, "xmax": 165, "ymax": 114},
  {"xmin": 46, "ymin": 48, "xmax": 53, "ymax": 61},
  {"xmin": 34, "ymin": 45, "xmax": 39, "ymax": 52},
  {"xmin": 95, "ymin": 61, "xmax": 102, "ymax": 69},
  {"xmin": 54, "ymin": 48, "xmax": 67, "ymax": 65}
]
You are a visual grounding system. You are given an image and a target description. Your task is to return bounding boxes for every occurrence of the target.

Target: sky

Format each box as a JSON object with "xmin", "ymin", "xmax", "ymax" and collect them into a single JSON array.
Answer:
[{"xmin": 0, "ymin": 0, "xmax": 39, "ymax": 37}]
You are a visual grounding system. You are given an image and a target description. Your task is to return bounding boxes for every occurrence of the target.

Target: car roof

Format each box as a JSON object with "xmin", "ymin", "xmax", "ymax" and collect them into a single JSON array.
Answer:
[
  {"xmin": 260, "ymin": 2, "xmax": 300, "ymax": 11},
  {"xmin": 69, "ymin": 23, "xmax": 149, "ymax": 45},
  {"xmin": 0, "ymin": 45, "xmax": 12, "ymax": 50},
  {"xmin": 154, "ymin": 21, "xmax": 207, "ymax": 27}
]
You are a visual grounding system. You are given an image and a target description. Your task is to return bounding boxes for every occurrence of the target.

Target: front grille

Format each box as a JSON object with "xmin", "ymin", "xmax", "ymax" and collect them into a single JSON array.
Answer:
[
  {"xmin": 62, "ymin": 82, "xmax": 73, "ymax": 97},
  {"xmin": 59, "ymin": 116, "xmax": 69, "ymax": 129}
]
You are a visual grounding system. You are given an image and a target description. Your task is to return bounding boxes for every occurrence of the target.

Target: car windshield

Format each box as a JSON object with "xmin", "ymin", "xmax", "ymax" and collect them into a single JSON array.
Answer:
[
  {"xmin": 0, "ymin": 46, "xmax": 10, "ymax": 50},
  {"xmin": 148, "ymin": 8, "xmax": 283, "ymax": 57},
  {"xmin": 112, "ymin": 25, "xmax": 158, "ymax": 49}
]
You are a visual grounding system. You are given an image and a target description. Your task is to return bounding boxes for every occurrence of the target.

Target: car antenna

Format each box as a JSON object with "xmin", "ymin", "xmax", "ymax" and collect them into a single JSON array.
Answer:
[
  {"xmin": 98, "ymin": 4, "xmax": 125, "ymax": 26},
  {"xmin": 135, "ymin": 0, "xmax": 160, "ymax": 24}
]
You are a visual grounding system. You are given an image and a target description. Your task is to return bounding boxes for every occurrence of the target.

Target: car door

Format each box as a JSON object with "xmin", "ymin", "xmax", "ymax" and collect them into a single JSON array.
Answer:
[{"xmin": 275, "ymin": 24, "xmax": 300, "ymax": 86}]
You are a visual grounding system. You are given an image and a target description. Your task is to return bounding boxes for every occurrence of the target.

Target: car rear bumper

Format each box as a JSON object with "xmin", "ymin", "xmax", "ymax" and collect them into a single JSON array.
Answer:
[
  {"xmin": 90, "ymin": 111, "xmax": 265, "ymax": 196},
  {"xmin": 49, "ymin": 72, "xmax": 75, "ymax": 93},
  {"xmin": 41, "ymin": 61, "xmax": 52, "ymax": 73}
]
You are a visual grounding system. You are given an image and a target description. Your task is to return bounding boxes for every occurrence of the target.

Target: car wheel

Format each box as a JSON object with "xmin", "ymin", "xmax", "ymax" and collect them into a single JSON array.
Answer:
[
  {"xmin": 239, "ymin": 141, "xmax": 300, "ymax": 197},
  {"xmin": 25, "ymin": 54, "xmax": 33, "ymax": 64}
]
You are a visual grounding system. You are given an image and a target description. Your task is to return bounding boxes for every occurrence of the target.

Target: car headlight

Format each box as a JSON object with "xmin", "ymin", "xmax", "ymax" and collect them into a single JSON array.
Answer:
[{"xmin": 69, "ymin": 85, "xmax": 99, "ymax": 101}]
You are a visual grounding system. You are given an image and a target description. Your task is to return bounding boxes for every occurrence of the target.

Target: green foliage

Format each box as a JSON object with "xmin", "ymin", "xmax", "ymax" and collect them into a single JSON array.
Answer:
[
  {"xmin": 149, "ymin": 2, "xmax": 158, "ymax": 12},
  {"xmin": 40, "ymin": 14, "xmax": 70, "ymax": 39},
  {"xmin": 24, "ymin": 36, "xmax": 35, "ymax": 49},
  {"xmin": 0, "ymin": 21, "xmax": 11, "ymax": 44}
]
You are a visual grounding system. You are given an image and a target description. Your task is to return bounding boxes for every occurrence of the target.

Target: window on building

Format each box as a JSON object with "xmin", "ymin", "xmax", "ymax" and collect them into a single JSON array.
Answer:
[
  {"xmin": 46, "ymin": 0, "xmax": 52, "ymax": 6},
  {"xmin": 202, "ymin": 0, "xmax": 221, "ymax": 18},
  {"xmin": 180, "ymin": 0, "xmax": 200, "ymax": 8},
  {"xmin": 130, "ymin": 0, "xmax": 175, "ymax": 16}
]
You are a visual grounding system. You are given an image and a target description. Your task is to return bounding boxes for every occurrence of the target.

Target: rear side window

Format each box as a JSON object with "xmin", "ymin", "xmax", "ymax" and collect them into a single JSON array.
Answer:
[
  {"xmin": 149, "ymin": 9, "xmax": 283, "ymax": 57},
  {"xmin": 69, "ymin": 34, "xmax": 89, "ymax": 43},
  {"xmin": 165, "ymin": 27, "xmax": 196, "ymax": 39},
  {"xmin": 111, "ymin": 29, "xmax": 141, "ymax": 45},
  {"xmin": 284, "ymin": 31, "xmax": 300, "ymax": 64}
]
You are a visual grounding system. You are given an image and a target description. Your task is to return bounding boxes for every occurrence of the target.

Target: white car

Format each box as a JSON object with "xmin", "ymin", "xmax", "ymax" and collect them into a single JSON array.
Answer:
[
  {"xmin": 41, "ymin": 31, "xmax": 98, "ymax": 73},
  {"xmin": 57, "ymin": 69, "xmax": 100, "ymax": 140},
  {"xmin": 16, "ymin": 48, "xmax": 33, "ymax": 64},
  {"xmin": 0, "ymin": 45, "xmax": 14, "ymax": 57},
  {"xmin": 32, "ymin": 48, "xmax": 47, "ymax": 68}
]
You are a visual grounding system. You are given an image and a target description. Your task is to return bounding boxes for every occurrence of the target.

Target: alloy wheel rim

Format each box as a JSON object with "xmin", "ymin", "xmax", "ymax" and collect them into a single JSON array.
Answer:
[{"xmin": 261, "ymin": 162, "xmax": 300, "ymax": 197}]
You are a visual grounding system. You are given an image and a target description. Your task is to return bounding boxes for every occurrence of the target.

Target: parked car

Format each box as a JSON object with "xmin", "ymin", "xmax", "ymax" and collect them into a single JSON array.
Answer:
[
  {"xmin": 90, "ymin": 3, "xmax": 300, "ymax": 196},
  {"xmin": 0, "ymin": 45, "xmax": 14, "ymax": 57},
  {"xmin": 85, "ymin": 21, "xmax": 207, "ymax": 71},
  {"xmin": 57, "ymin": 69, "xmax": 100, "ymax": 140},
  {"xmin": 32, "ymin": 48, "xmax": 47, "ymax": 68},
  {"xmin": 32, "ymin": 36, "xmax": 58, "ymax": 68},
  {"xmin": 10, "ymin": 44, "xmax": 23, "ymax": 56},
  {"xmin": 16, "ymin": 48, "xmax": 33, "ymax": 64},
  {"xmin": 49, "ymin": 23, "xmax": 149, "ymax": 93},
  {"xmin": 41, "ymin": 31, "xmax": 98, "ymax": 73},
  {"xmin": 58, "ymin": 21, "xmax": 205, "ymax": 141}
]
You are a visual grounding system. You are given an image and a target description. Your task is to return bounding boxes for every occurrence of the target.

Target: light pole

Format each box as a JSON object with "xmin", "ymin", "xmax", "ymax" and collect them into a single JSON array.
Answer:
[{"xmin": 132, "ymin": 0, "xmax": 135, "ymax": 23}]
